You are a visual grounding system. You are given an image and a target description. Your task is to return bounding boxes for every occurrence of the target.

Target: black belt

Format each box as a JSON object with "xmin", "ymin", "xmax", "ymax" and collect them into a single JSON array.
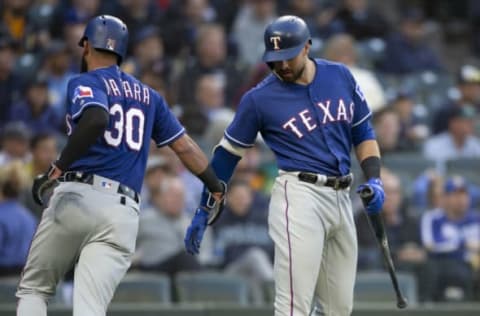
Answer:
[
  {"xmin": 298, "ymin": 172, "xmax": 353, "ymax": 190},
  {"xmin": 59, "ymin": 172, "xmax": 140, "ymax": 203}
]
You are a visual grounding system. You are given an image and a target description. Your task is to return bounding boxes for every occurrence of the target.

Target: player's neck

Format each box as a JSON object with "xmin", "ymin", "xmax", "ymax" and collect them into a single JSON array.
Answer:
[
  {"xmin": 295, "ymin": 59, "xmax": 315, "ymax": 85},
  {"xmin": 88, "ymin": 56, "xmax": 117, "ymax": 71}
]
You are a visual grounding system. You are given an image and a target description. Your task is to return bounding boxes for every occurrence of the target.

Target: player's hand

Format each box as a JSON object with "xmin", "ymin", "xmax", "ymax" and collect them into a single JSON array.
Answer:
[
  {"xmin": 204, "ymin": 181, "xmax": 227, "ymax": 225},
  {"xmin": 32, "ymin": 163, "xmax": 62, "ymax": 206},
  {"xmin": 184, "ymin": 207, "xmax": 209, "ymax": 255},
  {"xmin": 356, "ymin": 178, "xmax": 384, "ymax": 214}
]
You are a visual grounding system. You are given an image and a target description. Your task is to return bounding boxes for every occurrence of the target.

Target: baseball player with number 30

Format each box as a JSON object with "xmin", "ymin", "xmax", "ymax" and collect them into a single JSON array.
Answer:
[
  {"xmin": 184, "ymin": 16, "xmax": 385, "ymax": 316},
  {"xmin": 16, "ymin": 15, "xmax": 224, "ymax": 316}
]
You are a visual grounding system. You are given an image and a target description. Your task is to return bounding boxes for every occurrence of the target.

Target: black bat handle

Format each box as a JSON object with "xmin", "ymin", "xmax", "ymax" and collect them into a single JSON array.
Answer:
[{"xmin": 358, "ymin": 185, "xmax": 408, "ymax": 309}]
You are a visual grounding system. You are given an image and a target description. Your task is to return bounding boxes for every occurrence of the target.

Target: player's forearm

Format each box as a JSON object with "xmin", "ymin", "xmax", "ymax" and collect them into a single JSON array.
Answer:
[
  {"xmin": 170, "ymin": 134, "xmax": 209, "ymax": 174},
  {"xmin": 355, "ymin": 139, "xmax": 381, "ymax": 180},
  {"xmin": 170, "ymin": 134, "xmax": 223, "ymax": 193},
  {"xmin": 56, "ymin": 107, "xmax": 109, "ymax": 171},
  {"xmin": 355, "ymin": 139, "xmax": 380, "ymax": 161}
]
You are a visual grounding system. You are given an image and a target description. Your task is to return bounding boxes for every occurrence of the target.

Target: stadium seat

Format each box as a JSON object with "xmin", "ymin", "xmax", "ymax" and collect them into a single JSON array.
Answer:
[
  {"xmin": 0, "ymin": 277, "xmax": 19, "ymax": 303},
  {"xmin": 354, "ymin": 271, "xmax": 418, "ymax": 305},
  {"xmin": 446, "ymin": 158, "xmax": 480, "ymax": 185},
  {"xmin": 382, "ymin": 153, "xmax": 435, "ymax": 178},
  {"xmin": 111, "ymin": 272, "xmax": 171, "ymax": 303},
  {"xmin": 175, "ymin": 271, "xmax": 249, "ymax": 305}
]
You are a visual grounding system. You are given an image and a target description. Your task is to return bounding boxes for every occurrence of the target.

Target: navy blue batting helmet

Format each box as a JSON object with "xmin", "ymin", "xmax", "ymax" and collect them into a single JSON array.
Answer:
[
  {"xmin": 79, "ymin": 15, "xmax": 128, "ymax": 63},
  {"xmin": 262, "ymin": 15, "xmax": 311, "ymax": 63}
]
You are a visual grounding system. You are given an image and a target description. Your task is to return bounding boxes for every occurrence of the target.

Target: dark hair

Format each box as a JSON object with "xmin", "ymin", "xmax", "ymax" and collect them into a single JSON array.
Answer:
[{"xmin": 30, "ymin": 132, "xmax": 56, "ymax": 150}]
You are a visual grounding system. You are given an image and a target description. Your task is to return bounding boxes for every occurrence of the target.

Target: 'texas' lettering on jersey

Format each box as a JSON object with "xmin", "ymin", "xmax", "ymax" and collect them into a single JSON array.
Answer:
[{"xmin": 282, "ymin": 99, "xmax": 354, "ymax": 138}]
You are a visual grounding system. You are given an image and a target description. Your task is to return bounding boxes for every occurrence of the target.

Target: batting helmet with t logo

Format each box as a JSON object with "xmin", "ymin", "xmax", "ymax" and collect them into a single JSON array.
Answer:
[
  {"xmin": 262, "ymin": 15, "xmax": 312, "ymax": 63},
  {"xmin": 79, "ymin": 15, "xmax": 128, "ymax": 64}
]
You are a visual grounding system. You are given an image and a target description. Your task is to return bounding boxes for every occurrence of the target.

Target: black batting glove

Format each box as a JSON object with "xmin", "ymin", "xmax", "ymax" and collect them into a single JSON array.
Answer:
[{"xmin": 32, "ymin": 163, "xmax": 62, "ymax": 206}]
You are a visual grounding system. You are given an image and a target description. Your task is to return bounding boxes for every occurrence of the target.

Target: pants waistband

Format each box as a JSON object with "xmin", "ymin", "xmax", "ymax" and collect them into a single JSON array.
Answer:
[
  {"xmin": 58, "ymin": 172, "xmax": 140, "ymax": 204},
  {"xmin": 279, "ymin": 170, "xmax": 353, "ymax": 190}
]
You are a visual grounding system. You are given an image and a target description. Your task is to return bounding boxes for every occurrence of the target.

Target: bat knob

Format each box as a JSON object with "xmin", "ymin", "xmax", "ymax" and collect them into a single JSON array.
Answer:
[{"xmin": 397, "ymin": 297, "xmax": 408, "ymax": 309}]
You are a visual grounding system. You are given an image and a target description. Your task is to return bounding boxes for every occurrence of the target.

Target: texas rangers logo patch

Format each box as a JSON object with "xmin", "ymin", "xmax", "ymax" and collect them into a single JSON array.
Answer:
[
  {"xmin": 270, "ymin": 36, "xmax": 281, "ymax": 50},
  {"xmin": 73, "ymin": 85, "xmax": 93, "ymax": 103}
]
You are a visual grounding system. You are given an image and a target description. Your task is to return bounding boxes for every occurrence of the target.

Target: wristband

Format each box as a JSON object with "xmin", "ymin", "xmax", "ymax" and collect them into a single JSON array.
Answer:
[
  {"xmin": 360, "ymin": 156, "xmax": 381, "ymax": 180},
  {"xmin": 197, "ymin": 165, "xmax": 222, "ymax": 193}
]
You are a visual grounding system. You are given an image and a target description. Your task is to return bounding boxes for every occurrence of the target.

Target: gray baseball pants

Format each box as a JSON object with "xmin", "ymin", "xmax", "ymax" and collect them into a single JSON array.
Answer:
[
  {"xmin": 269, "ymin": 171, "xmax": 358, "ymax": 316},
  {"xmin": 16, "ymin": 178, "xmax": 139, "ymax": 316}
]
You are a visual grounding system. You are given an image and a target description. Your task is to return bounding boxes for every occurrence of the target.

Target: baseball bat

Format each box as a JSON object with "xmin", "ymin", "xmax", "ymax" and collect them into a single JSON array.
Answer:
[{"xmin": 359, "ymin": 186, "xmax": 408, "ymax": 309}]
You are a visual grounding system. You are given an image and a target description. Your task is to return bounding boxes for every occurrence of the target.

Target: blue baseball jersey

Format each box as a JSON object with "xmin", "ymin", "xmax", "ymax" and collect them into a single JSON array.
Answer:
[
  {"xmin": 65, "ymin": 65, "xmax": 185, "ymax": 193},
  {"xmin": 421, "ymin": 208, "xmax": 480, "ymax": 261},
  {"xmin": 225, "ymin": 59, "xmax": 374, "ymax": 176}
]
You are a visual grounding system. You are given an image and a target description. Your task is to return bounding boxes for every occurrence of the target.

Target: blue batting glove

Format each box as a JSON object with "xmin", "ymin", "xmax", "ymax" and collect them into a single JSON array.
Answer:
[
  {"xmin": 356, "ymin": 178, "xmax": 385, "ymax": 214},
  {"xmin": 184, "ymin": 208, "xmax": 209, "ymax": 255}
]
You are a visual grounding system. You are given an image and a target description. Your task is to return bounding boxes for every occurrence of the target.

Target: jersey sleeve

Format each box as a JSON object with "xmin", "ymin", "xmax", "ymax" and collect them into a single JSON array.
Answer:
[
  {"xmin": 225, "ymin": 92, "xmax": 261, "ymax": 148},
  {"xmin": 151, "ymin": 93, "xmax": 185, "ymax": 146},
  {"xmin": 340, "ymin": 65, "xmax": 372, "ymax": 128},
  {"xmin": 67, "ymin": 75, "xmax": 109, "ymax": 120},
  {"xmin": 339, "ymin": 65, "xmax": 376, "ymax": 145}
]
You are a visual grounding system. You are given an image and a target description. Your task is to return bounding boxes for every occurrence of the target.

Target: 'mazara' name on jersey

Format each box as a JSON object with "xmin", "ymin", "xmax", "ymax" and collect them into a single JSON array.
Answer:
[
  {"xmin": 283, "ymin": 99, "xmax": 355, "ymax": 138},
  {"xmin": 103, "ymin": 78, "xmax": 150, "ymax": 105}
]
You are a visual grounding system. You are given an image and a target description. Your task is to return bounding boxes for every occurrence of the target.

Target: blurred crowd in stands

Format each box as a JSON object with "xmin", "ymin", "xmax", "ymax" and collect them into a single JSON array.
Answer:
[{"xmin": 1, "ymin": 0, "xmax": 480, "ymax": 304}]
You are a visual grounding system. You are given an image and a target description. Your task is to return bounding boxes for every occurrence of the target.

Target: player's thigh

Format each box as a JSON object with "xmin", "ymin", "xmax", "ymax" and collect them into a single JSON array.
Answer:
[
  {"xmin": 17, "ymin": 191, "xmax": 91, "ymax": 298},
  {"xmin": 314, "ymin": 191, "xmax": 357, "ymax": 316},
  {"xmin": 269, "ymin": 178, "xmax": 328, "ymax": 315},
  {"xmin": 73, "ymin": 205, "xmax": 138, "ymax": 316}
]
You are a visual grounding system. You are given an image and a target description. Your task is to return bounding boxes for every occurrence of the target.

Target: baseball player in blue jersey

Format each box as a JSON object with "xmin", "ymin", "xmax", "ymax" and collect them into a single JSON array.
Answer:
[
  {"xmin": 16, "ymin": 15, "xmax": 225, "ymax": 316},
  {"xmin": 185, "ymin": 16, "xmax": 385, "ymax": 316}
]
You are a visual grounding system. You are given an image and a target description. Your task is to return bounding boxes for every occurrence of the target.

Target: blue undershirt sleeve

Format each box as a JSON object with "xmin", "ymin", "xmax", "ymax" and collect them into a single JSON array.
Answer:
[
  {"xmin": 351, "ymin": 119, "xmax": 376, "ymax": 146},
  {"xmin": 199, "ymin": 145, "xmax": 242, "ymax": 207}
]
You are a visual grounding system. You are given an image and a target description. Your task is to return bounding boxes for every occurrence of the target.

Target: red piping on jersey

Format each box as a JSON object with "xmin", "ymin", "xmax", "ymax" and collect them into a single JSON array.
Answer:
[{"xmin": 284, "ymin": 180, "xmax": 294, "ymax": 316}]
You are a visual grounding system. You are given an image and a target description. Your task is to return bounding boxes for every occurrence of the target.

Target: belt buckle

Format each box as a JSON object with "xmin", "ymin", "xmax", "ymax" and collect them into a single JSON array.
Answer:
[{"xmin": 333, "ymin": 178, "xmax": 341, "ymax": 190}]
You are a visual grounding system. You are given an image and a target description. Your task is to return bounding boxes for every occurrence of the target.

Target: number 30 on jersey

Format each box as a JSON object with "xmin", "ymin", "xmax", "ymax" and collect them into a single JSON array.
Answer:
[{"xmin": 66, "ymin": 104, "xmax": 145, "ymax": 151}]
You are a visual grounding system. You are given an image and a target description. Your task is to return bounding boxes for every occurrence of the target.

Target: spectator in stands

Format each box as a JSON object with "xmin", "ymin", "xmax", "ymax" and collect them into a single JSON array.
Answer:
[
  {"xmin": 114, "ymin": 0, "xmax": 162, "ymax": 39},
  {"xmin": 64, "ymin": 0, "xmax": 100, "ymax": 26},
  {"xmin": 379, "ymin": 8, "xmax": 443, "ymax": 74},
  {"xmin": 180, "ymin": 73, "xmax": 232, "ymax": 141},
  {"xmin": 389, "ymin": 90, "xmax": 430, "ymax": 151},
  {"xmin": 420, "ymin": 176, "xmax": 480, "ymax": 301},
  {"xmin": 0, "ymin": 36, "xmax": 21, "ymax": 127},
  {"xmin": 41, "ymin": 40, "xmax": 75, "ymax": 120},
  {"xmin": 122, "ymin": 26, "xmax": 170, "ymax": 80},
  {"xmin": 62, "ymin": 18, "xmax": 86, "ymax": 73},
  {"xmin": 372, "ymin": 108, "xmax": 401, "ymax": 154},
  {"xmin": 283, "ymin": 0, "xmax": 320, "ymax": 38},
  {"xmin": 140, "ymin": 71, "xmax": 168, "ymax": 99},
  {"xmin": 8, "ymin": 75, "xmax": 62, "ymax": 135},
  {"xmin": 20, "ymin": 133, "xmax": 58, "ymax": 218},
  {"xmin": 323, "ymin": 33, "xmax": 386, "ymax": 113},
  {"xmin": 140, "ymin": 155, "xmax": 172, "ymax": 210},
  {"xmin": 432, "ymin": 64, "xmax": 480, "ymax": 134},
  {"xmin": 356, "ymin": 168, "xmax": 425, "ymax": 270},
  {"xmin": 134, "ymin": 176, "xmax": 208, "ymax": 277},
  {"xmin": 0, "ymin": 121, "xmax": 31, "ymax": 166},
  {"xmin": 333, "ymin": 0, "xmax": 390, "ymax": 41},
  {"xmin": 0, "ymin": 160, "xmax": 37, "ymax": 276},
  {"xmin": 231, "ymin": 0, "xmax": 277, "ymax": 66},
  {"xmin": 423, "ymin": 105, "xmax": 480, "ymax": 168},
  {"xmin": 175, "ymin": 23, "xmax": 247, "ymax": 108},
  {"xmin": 411, "ymin": 169, "xmax": 444, "ymax": 216},
  {"xmin": 0, "ymin": 0, "xmax": 30, "ymax": 42},
  {"xmin": 161, "ymin": 0, "xmax": 217, "ymax": 58},
  {"xmin": 193, "ymin": 73, "xmax": 231, "ymax": 121},
  {"xmin": 212, "ymin": 179, "xmax": 273, "ymax": 303}
]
